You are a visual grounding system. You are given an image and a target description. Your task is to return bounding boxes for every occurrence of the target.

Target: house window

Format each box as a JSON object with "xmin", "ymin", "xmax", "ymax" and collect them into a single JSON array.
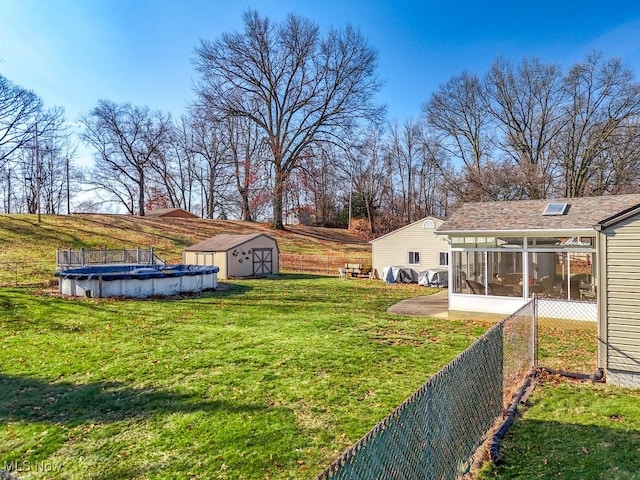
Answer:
[
  {"xmin": 408, "ymin": 251, "xmax": 420, "ymax": 265},
  {"xmin": 439, "ymin": 252, "xmax": 449, "ymax": 266}
]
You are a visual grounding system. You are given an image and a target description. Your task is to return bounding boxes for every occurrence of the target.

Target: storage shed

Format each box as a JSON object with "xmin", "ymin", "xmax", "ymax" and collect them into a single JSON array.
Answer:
[
  {"xmin": 370, "ymin": 216, "xmax": 448, "ymax": 280},
  {"xmin": 183, "ymin": 233, "xmax": 279, "ymax": 280}
]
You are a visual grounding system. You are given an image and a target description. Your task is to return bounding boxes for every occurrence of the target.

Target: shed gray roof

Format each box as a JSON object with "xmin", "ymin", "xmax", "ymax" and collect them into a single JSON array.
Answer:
[
  {"xmin": 184, "ymin": 233, "xmax": 277, "ymax": 252},
  {"xmin": 436, "ymin": 194, "xmax": 640, "ymax": 234}
]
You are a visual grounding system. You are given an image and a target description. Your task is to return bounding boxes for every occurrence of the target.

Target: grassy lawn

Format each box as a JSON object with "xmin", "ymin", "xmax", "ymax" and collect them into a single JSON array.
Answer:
[
  {"xmin": 478, "ymin": 374, "xmax": 640, "ymax": 479},
  {"xmin": 0, "ymin": 275, "xmax": 489, "ymax": 479}
]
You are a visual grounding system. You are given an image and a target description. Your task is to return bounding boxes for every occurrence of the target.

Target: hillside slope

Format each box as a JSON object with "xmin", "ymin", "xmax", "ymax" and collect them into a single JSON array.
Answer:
[{"xmin": 0, "ymin": 214, "xmax": 371, "ymax": 284}]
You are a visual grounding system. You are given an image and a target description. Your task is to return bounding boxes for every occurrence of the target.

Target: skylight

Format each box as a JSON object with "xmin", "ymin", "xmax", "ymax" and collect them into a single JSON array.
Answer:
[{"xmin": 543, "ymin": 202, "xmax": 569, "ymax": 216}]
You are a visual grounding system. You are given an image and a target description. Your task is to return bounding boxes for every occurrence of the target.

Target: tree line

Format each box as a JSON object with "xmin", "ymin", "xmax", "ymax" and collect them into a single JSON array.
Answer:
[{"xmin": 2, "ymin": 10, "xmax": 640, "ymax": 235}]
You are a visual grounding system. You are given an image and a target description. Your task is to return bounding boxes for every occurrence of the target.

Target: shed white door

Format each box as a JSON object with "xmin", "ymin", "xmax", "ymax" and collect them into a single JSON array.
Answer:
[{"xmin": 253, "ymin": 248, "xmax": 273, "ymax": 275}]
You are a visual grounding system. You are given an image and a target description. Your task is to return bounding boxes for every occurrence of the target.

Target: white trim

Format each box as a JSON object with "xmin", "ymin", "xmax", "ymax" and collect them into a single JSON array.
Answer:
[{"xmin": 423, "ymin": 219, "xmax": 436, "ymax": 229}]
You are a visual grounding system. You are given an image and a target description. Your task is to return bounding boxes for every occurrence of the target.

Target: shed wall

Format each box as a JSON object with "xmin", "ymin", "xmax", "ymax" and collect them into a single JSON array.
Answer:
[
  {"xmin": 371, "ymin": 218, "xmax": 448, "ymax": 279},
  {"xmin": 183, "ymin": 235, "xmax": 279, "ymax": 280},
  {"xmin": 604, "ymin": 216, "xmax": 640, "ymax": 387},
  {"xmin": 183, "ymin": 251, "xmax": 228, "ymax": 279},
  {"xmin": 223, "ymin": 237, "xmax": 279, "ymax": 278}
]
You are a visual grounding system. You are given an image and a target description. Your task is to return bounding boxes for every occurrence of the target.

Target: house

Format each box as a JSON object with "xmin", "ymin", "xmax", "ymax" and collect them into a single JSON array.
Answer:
[
  {"xmin": 146, "ymin": 208, "xmax": 199, "ymax": 219},
  {"xmin": 436, "ymin": 193, "xmax": 640, "ymax": 388},
  {"xmin": 183, "ymin": 233, "xmax": 279, "ymax": 280},
  {"xmin": 596, "ymin": 205, "xmax": 640, "ymax": 388},
  {"xmin": 370, "ymin": 216, "xmax": 448, "ymax": 280}
]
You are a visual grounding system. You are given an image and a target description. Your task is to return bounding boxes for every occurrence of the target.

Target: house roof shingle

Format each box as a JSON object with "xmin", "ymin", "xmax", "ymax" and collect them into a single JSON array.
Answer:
[
  {"xmin": 436, "ymin": 194, "xmax": 640, "ymax": 234},
  {"xmin": 184, "ymin": 233, "xmax": 275, "ymax": 252},
  {"xmin": 146, "ymin": 208, "xmax": 199, "ymax": 218}
]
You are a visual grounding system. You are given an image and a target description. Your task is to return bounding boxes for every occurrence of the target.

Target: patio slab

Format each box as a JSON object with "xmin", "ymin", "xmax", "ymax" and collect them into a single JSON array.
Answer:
[{"xmin": 386, "ymin": 290, "xmax": 450, "ymax": 319}]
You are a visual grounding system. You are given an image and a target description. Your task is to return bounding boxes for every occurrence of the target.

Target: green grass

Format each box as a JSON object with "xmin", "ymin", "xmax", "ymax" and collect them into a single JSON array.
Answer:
[
  {"xmin": 0, "ymin": 275, "xmax": 489, "ymax": 479},
  {"xmin": 536, "ymin": 319, "xmax": 598, "ymax": 373},
  {"xmin": 0, "ymin": 214, "xmax": 371, "ymax": 287},
  {"xmin": 478, "ymin": 375, "xmax": 640, "ymax": 479}
]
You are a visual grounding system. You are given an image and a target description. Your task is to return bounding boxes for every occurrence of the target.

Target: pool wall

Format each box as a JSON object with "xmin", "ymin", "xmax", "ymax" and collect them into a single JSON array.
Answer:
[{"xmin": 56, "ymin": 265, "xmax": 219, "ymax": 298}]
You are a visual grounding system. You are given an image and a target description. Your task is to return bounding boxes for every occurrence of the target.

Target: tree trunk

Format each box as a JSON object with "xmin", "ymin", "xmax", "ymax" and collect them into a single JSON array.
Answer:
[
  {"xmin": 240, "ymin": 189, "xmax": 252, "ymax": 221},
  {"xmin": 272, "ymin": 178, "xmax": 285, "ymax": 230},
  {"xmin": 271, "ymin": 155, "xmax": 286, "ymax": 230},
  {"xmin": 138, "ymin": 167, "xmax": 146, "ymax": 216}
]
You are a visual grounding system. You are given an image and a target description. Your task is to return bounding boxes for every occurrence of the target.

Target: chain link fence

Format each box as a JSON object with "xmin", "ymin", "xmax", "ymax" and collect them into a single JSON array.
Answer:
[
  {"xmin": 316, "ymin": 301, "xmax": 536, "ymax": 480},
  {"xmin": 0, "ymin": 261, "xmax": 55, "ymax": 287},
  {"xmin": 280, "ymin": 253, "xmax": 371, "ymax": 276},
  {"xmin": 56, "ymin": 248, "xmax": 162, "ymax": 267},
  {"xmin": 536, "ymin": 297, "xmax": 598, "ymax": 375},
  {"xmin": 316, "ymin": 295, "xmax": 598, "ymax": 479}
]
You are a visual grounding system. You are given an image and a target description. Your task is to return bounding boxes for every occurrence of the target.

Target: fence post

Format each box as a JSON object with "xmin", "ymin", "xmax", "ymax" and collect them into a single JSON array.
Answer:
[
  {"xmin": 81, "ymin": 248, "xmax": 85, "ymax": 267},
  {"xmin": 531, "ymin": 295, "xmax": 538, "ymax": 367}
]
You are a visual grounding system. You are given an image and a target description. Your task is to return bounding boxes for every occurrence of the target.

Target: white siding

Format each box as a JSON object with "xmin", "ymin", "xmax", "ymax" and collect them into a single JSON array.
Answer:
[
  {"xmin": 604, "ymin": 217, "xmax": 640, "ymax": 386},
  {"xmin": 370, "ymin": 217, "xmax": 448, "ymax": 280}
]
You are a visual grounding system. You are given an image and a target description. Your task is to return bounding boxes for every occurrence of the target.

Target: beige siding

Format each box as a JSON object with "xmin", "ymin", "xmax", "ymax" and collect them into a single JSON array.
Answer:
[
  {"xmin": 183, "ymin": 251, "xmax": 228, "ymax": 279},
  {"xmin": 604, "ymin": 216, "xmax": 640, "ymax": 378},
  {"xmin": 370, "ymin": 217, "xmax": 448, "ymax": 279},
  {"xmin": 184, "ymin": 235, "xmax": 279, "ymax": 280}
]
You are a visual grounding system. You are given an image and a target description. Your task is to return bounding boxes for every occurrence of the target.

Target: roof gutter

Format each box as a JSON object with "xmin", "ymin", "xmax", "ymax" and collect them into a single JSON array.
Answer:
[{"xmin": 435, "ymin": 227, "xmax": 596, "ymax": 237}]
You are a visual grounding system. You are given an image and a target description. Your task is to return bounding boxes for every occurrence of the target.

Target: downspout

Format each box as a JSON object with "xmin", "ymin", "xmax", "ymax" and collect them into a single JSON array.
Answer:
[{"xmin": 594, "ymin": 223, "xmax": 608, "ymax": 377}]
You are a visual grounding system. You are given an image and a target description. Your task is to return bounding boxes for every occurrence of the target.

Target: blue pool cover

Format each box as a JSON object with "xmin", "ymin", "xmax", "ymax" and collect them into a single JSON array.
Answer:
[{"xmin": 56, "ymin": 264, "xmax": 219, "ymax": 281}]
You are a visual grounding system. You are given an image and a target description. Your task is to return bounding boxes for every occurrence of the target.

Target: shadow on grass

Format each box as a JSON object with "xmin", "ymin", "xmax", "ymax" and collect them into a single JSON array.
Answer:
[
  {"xmin": 493, "ymin": 418, "xmax": 640, "ymax": 479},
  {"xmin": 0, "ymin": 374, "xmax": 269, "ymax": 425}
]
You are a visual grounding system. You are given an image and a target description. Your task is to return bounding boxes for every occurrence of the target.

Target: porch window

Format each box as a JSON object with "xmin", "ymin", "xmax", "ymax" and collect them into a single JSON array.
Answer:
[{"xmin": 451, "ymin": 235, "xmax": 596, "ymax": 300}]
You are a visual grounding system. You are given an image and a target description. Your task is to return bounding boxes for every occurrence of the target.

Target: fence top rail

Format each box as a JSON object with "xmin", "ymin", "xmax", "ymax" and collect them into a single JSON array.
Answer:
[{"xmin": 56, "ymin": 248, "xmax": 158, "ymax": 267}]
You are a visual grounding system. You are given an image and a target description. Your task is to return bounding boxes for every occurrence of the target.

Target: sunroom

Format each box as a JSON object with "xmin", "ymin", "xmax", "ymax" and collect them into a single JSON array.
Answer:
[{"xmin": 436, "ymin": 194, "xmax": 640, "ymax": 319}]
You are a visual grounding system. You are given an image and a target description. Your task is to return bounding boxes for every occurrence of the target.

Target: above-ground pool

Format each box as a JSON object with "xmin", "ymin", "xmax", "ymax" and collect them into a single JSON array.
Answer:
[{"xmin": 56, "ymin": 264, "xmax": 219, "ymax": 298}]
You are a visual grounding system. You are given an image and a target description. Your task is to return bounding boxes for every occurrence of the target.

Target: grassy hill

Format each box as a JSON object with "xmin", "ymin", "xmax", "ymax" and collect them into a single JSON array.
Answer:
[{"xmin": 0, "ymin": 214, "xmax": 371, "ymax": 285}]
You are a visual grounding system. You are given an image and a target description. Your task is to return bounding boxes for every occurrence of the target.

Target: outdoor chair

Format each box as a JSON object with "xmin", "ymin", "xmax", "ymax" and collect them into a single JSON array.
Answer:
[
  {"xmin": 540, "ymin": 276, "xmax": 557, "ymax": 297},
  {"xmin": 466, "ymin": 279, "xmax": 485, "ymax": 295},
  {"xmin": 488, "ymin": 282, "xmax": 510, "ymax": 296}
]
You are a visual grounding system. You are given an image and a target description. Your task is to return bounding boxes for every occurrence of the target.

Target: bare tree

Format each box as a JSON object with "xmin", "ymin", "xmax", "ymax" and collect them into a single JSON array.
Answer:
[
  {"xmin": 587, "ymin": 121, "xmax": 640, "ymax": 195},
  {"xmin": 0, "ymin": 74, "xmax": 43, "ymax": 170},
  {"xmin": 187, "ymin": 112, "xmax": 236, "ymax": 219},
  {"xmin": 89, "ymin": 159, "xmax": 139, "ymax": 214},
  {"xmin": 424, "ymin": 72, "xmax": 493, "ymax": 202},
  {"xmin": 485, "ymin": 57, "xmax": 565, "ymax": 199},
  {"xmin": 226, "ymin": 115, "xmax": 269, "ymax": 221},
  {"xmin": 556, "ymin": 52, "xmax": 640, "ymax": 197},
  {"xmin": 193, "ymin": 10, "xmax": 383, "ymax": 229},
  {"xmin": 415, "ymin": 127, "xmax": 451, "ymax": 218},
  {"xmin": 81, "ymin": 100, "xmax": 173, "ymax": 215},
  {"xmin": 156, "ymin": 119, "xmax": 196, "ymax": 212},
  {"xmin": 291, "ymin": 144, "xmax": 343, "ymax": 226},
  {"xmin": 346, "ymin": 126, "xmax": 390, "ymax": 234},
  {"xmin": 387, "ymin": 119, "xmax": 423, "ymax": 223}
]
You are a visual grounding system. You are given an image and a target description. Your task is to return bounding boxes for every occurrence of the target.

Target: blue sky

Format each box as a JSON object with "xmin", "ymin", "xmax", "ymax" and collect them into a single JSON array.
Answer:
[{"xmin": 2, "ymin": 0, "xmax": 640, "ymax": 134}]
